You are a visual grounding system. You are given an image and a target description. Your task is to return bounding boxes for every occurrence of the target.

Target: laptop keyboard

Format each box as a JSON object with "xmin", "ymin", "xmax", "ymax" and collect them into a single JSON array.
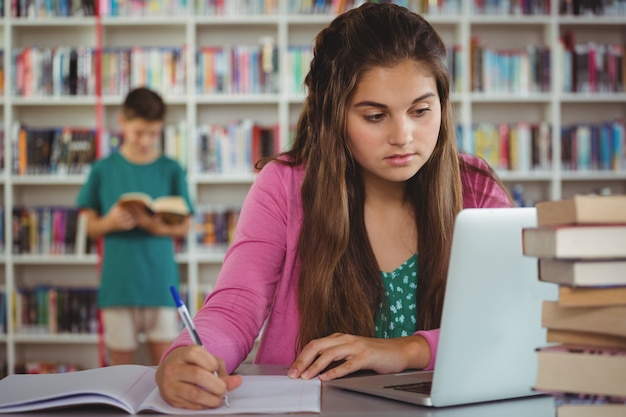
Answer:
[{"xmin": 384, "ymin": 381, "xmax": 432, "ymax": 395}]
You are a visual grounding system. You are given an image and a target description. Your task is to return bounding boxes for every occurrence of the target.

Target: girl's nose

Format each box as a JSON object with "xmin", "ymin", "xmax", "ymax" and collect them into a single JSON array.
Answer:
[{"xmin": 389, "ymin": 118, "xmax": 414, "ymax": 147}]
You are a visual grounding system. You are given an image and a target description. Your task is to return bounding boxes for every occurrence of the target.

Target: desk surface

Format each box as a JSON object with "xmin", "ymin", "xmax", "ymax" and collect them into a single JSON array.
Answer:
[{"xmin": 0, "ymin": 364, "xmax": 557, "ymax": 417}]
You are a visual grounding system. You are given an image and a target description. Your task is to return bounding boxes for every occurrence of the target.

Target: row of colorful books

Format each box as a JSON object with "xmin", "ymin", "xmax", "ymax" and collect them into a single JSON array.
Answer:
[
  {"xmin": 286, "ymin": 45, "xmax": 313, "ymax": 96},
  {"xmin": 12, "ymin": 125, "xmax": 97, "ymax": 176},
  {"xmin": 0, "ymin": 291, "xmax": 5, "ymax": 333},
  {"xmin": 9, "ymin": 206, "xmax": 93, "ymax": 255},
  {"xmin": 559, "ymin": 0, "xmax": 626, "ymax": 16},
  {"xmin": 13, "ymin": 0, "xmax": 95, "ymax": 17},
  {"xmin": 194, "ymin": 205, "xmax": 241, "ymax": 248},
  {"xmin": 196, "ymin": 42, "xmax": 278, "ymax": 95},
  {"xmin": 101, "ymin": 48, "xmax": 186, "ymax": 97},
  {"xmin": 99, "ymin": 0, "xmax": 188, "ymax": 16},
  {"xmin": 473, "ymin": 0, "xmax": 549, "ymax": 14},
  {"xmin": 462, "ymin": 121, "xmax": 551, "ymax": 172},
  {"xmin": 287, "ymin": 43, "xmax": 462, "ymax": 95},
  {"xmin": 197, "ymin": 0, "xmax": 276, "ymax": 15},
  {"xmin": 0, "ymin": 205, "xmax": 192, "ymax": 256},
  {"xmin": 522, "ymin": 194, "xmax": 626, "ymax": 417},
  {"xmin": 9, "ymin": 286, "xmax": 99, "ymax": 335},
  {"xmin": 195, "ymin": 121, "xmax": 279, "ymax": 175},
  {"xmin": 11, "ymin": 123, "xmax": 187, "ymax": 176},
  {"xmin": 13, "ymin": 362, "xmax": 82, "ymax": 375},
  {"xmin": 0, "ymin": 283, "xmax": 210, "ymax": 338},
  {"xmin": 0, "ymin": 51, "xmax": 5, "ymax": 96},
  {"xmin": 460, "ymin": 119, "xmax": 626, "ymax": 173},
  {"xmin": 10, "ymin": 0, "xmax": 626, "ymax": 19},
  {"xmin": 14, "ymin": 0, "xmax": 582, "ymax": 18},
  {"xmin": 13, "ymin": 47, "xmax": 94, "ymax": 97},
  {"xmin": 13, "ymin": 46, "xmax": 186, "ymax": 98},
  {"xmin": 292, "ymin": 0, "xmax": 549, "ymax": 16},
  {"xmin": 472, "ymin": 37, "xmax": 626, "ymax": 95},
  {"xmin": 4, "ymin": 202, "xmax": 242, "ymax": 257},
  {"xmin": 560, "ymin": 33, "xmax": 626, "ymax": 94},
  {"xmin": 470, "ymin": 39, "xmax": 552, "ymax": 94},
  {"xmin": 7, "ymin": 118, "xmax": 625, "ymax": 178},
  {"xmin": 8, "ymin": 43, "xmax": 626, "ymax": 98},
  {"xmin": 0, "ymin": 128, "xmax": 5, "ymax": 173},
  {"xmin": 560, "ymin": 122, "xmax": 626, "ymax": 172},
  {"xmin": 0, "ymin": 361, "xmax": 82, "ymax": 379}
]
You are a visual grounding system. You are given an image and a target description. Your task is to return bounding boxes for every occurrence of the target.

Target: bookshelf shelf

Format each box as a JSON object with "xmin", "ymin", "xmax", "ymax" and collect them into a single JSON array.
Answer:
[
  {"xmin": 11, "ymin": 176, "xmax": 87, "ymax": 185},
  {"xmin": 101, "ymin": 17, "xmax": 189, "ymax": 25},
  {"xmin": 559, "ymin": 16, "xmax": 626, "ymax": 25},
  {"xmin": 561, "ymin": 171, "xmax": 626, "ymax": 181},
  {"xmin": 469, "ymin": 94, "xmax": 552, "ymax": 103},
  {"xmin": 195, "ymin": 94, "xmax": 281, "ymax": 104},
  {"xmin": 192, "ymin": 173, "xmax": 256, "ymax": 184},
  {"xmin": 497, "ymin": 171, "xmax": 554, "ymax": 182},
  {"xmin": 195, "ymin": 16, "xmax": 280, "ymax": 25},
  {"xmin": 195, "ymin": 251, "xmax": 227, "ymax": 264},
  {"xmin": 470, "ymin": 16, "xmax": 552, "ymax": 24},
  {"xmin": 11, "ymin": 97, "xmax": 99, "ymax": 105},
  {"xmin": 11, "ymin": 255, "xmax": 99, "ymax": 265},
  {"xmin": 11, "ymin": 18, "xmax": 96, "ymax": 26},
  {"xmin": 14, "ymin": 334, "xmax": 98, "ymax": 344},
  {"xmin": 560, "ymin": 93, "xmax": 626, "ymax": 103},
  {"xmin": 0, "ymin": 0, "xmax": 624, "ymax": 375}
]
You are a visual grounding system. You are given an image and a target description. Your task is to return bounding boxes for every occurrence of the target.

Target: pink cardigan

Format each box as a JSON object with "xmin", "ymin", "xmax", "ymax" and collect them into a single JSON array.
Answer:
[{"xmin": 163, "ymin": 154, "xmax": 512, "ymax": 373}]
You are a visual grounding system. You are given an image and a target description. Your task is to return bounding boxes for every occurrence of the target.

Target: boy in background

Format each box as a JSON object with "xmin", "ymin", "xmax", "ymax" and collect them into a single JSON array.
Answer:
[{"xmin": 77, "ymin": 87, "xmax": 193, "ymax": 366}]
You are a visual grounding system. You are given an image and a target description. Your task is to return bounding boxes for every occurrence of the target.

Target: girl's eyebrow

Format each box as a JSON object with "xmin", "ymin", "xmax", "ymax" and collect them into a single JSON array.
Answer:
[{"xmin": 352, "ymin": 92, "xmax": 436, "ymax": 109}]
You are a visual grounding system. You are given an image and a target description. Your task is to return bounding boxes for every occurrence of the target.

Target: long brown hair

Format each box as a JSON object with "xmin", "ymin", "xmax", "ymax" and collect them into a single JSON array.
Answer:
[{"xmin": 258, "ymin": 3, "xmax": 463, "ymax": 351}]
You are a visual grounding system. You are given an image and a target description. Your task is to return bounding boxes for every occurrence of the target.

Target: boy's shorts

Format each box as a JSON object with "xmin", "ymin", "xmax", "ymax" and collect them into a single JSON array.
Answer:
[{"xmin": 101, "ymin": 307, "xmax": 180, "ymax": 351}]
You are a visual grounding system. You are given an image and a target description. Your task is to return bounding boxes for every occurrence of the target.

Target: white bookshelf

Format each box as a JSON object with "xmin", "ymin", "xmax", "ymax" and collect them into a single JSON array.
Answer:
[{"xmin": 1, "ymin": 0, "xmax": 625, "ymax": 375}]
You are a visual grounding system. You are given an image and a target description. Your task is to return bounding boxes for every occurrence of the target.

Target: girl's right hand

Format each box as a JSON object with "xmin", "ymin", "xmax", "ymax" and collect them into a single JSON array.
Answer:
[{"xmin": 155, "ymin": 346, "xmax": 243, "ymax": 410}]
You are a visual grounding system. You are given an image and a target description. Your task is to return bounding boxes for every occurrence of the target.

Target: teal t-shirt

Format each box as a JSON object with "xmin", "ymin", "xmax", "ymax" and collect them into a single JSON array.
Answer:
[
  {"xmin": 76, "ymin": 152, "xmax": 194, "ymax": 308},
  {"xmin": 375, "ymin": 253, "xmax": 418, "ymax": 338}
]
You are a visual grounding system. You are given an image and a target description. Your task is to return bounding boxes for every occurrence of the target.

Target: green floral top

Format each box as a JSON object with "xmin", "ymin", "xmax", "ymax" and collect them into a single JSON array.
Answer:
[{"xmin": 375, "ymin": 253, "xmax": 418, "ymax": 338}]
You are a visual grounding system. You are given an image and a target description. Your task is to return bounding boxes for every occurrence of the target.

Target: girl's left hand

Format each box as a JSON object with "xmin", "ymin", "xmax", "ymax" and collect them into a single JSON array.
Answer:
[{"xmin": 287, "ymin": 332, "xmax": 430, "ymax": 381}]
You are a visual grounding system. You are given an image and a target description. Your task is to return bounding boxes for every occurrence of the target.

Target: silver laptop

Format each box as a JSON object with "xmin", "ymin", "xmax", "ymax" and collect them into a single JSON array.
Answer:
[{"xmin": 326, "ymin": 207, "xmax": 557, "ymax": 407}]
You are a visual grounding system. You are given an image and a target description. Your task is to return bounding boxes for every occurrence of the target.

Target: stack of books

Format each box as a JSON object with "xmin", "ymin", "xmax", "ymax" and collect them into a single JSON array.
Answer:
[{"xmin": 522, "ymin": 194, "xmax": 626, "ymax": 417}]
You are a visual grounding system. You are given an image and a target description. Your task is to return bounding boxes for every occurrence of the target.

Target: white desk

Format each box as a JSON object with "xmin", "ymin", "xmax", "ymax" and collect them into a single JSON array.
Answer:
[{"xmin": 0, "ymin": 364, "xmax": 557, "ymax": 416}]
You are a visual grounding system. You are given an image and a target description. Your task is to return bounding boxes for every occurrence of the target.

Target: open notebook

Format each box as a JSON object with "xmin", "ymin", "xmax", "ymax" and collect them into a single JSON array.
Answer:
[
  {"xmin": 0, "ymin": 364, "xmax": 320, "ymax": 414},
  {"xmin": 326, "ymin": 207, "xmax": 557, "ymax": 407}
]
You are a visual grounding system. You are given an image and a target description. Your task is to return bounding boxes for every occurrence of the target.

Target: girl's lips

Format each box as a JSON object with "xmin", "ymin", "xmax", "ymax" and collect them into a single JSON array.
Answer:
[{"xmin": 385, "ymin": 153, "xmax": 415, "ymax": 166}]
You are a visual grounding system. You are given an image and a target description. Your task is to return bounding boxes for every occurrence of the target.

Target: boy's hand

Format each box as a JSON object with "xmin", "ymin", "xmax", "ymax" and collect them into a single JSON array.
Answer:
[
  {"xmin": 107, "ymin": 204, "xmax": 138, "ymax": 231},
  {"xmin": 128, "ymin": 204, "xmax": 157, "ymax": 231}
]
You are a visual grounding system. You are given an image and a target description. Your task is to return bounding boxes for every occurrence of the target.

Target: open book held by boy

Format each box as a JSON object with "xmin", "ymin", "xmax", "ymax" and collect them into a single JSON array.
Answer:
[{"xmin": 118, "ymin": 192, "xmax": 190, "ymax": 225}]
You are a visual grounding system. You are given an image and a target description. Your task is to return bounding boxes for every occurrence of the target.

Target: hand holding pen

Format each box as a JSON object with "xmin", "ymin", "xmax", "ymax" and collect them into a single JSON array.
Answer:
[{"xmin": 169, "ymin": 286, "xmax": 231, "ymax": 408}]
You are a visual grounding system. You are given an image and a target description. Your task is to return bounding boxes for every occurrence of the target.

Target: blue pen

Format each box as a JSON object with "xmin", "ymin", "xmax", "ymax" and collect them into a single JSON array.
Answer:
[{"xmin": 169, "ymin": 285, "xmax": 230, "ymax": 408}]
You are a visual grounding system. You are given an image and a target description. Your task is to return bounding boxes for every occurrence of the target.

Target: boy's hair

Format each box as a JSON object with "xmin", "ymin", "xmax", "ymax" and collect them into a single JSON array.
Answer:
[{"xmin": 122, "ymin": 87, "xmax": 166, "ymax": 121}]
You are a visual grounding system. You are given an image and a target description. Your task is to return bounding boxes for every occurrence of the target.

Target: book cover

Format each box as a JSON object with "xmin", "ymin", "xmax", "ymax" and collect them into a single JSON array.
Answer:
[
  {"xmin": 557, "ymin": 285, "xmax": 626, "ymax": 308},
  {"xmin": 538, "ymin": 258, "xmax": 626, "ymax": 287},
  {"xmin": 557, "ymin": 399, "xmax": 625, "ymax": 417},
  {"xmin": 534, "ymin": 345, "xmax": 626, "ymax": 398},
  {"xmin": 541, "ymin": 300, "xmax": 626, "ymax": 338},
  {"xmin": 535, "ymin": 194, "xmax": 626, "ymax": 226},
  {"xmin": 522, "ymin": 224, "xmax": 626, "ymax": 259},
  {"xmin": 546, "ymin": 329, "xmax": 626, "ymax": 351},
  {"xmin": 118, "ymin": 193, "xmax": 190, "ymax": 225},
  {"xmin": 251, "ymin": 123, "xmax": 279, "ymax": 171}
]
